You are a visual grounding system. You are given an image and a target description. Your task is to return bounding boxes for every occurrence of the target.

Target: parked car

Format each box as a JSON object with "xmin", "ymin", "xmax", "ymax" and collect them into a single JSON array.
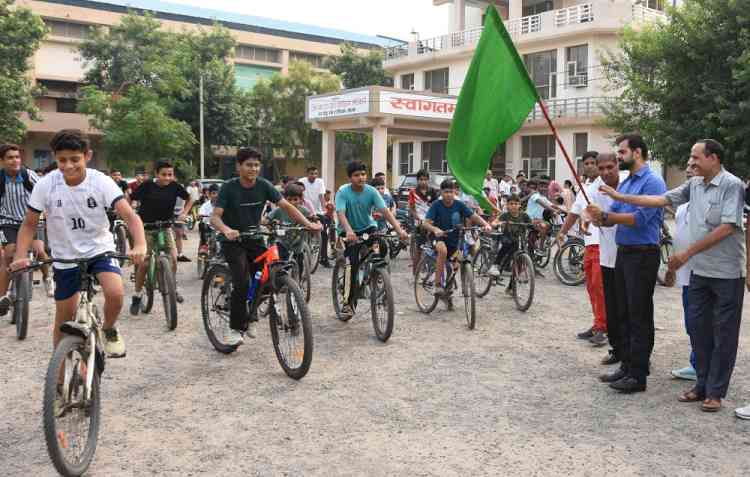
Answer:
[{"xmin": 395, "ymin": 172, "xmax": 451, "ymax": 212}]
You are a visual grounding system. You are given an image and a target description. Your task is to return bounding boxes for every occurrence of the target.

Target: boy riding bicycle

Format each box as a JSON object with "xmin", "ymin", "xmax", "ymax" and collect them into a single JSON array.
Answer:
[
  {"xmin": 129, "ymin": 160, "xmax": 193, "ymax": 313},
  {"xmin": 335, "ymin": 161, "xmax": 408, "ymax": 317},
  {"xmin": 488, "ymin": 194, "xmax": 531, "ymax": 277},
  {"xmin": 210, "ymin": 148, "xmax": 320, "ymax": 346},
  {"xmin": 265, "ymin": 183, "xmax": 313, "ymax": 260},
  {"xmin": 10, "ymin": 129, "xmax": 146, "ymax": 356},
  {"xmin": 198, "ymin": 184, "xmax": 219, "ymax": 253},
  {"xmin": 422, "ymin": 179, "xmax": 491, "ymax": 296}
]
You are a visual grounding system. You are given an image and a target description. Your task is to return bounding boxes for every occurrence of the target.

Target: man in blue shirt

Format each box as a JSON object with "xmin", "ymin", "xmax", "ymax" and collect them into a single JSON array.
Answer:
[
  {"xmin": 423, "ymin": 179, "xmax": 491, "ymax": 296},
  {"xmin": 336, "ymin": 161, "xmax": 408, "ymax": 317},
  {"xmin": 587, "ymin": 134, "xmax": 666, "ymax": 393}
]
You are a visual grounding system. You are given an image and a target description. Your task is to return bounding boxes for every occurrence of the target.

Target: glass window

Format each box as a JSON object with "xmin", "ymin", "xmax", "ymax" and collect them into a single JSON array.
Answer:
[
  {"xmin": 401, "ymin": 73, "xmax": 415, "ymax": 90},
  {"xmin": 565, "ymin": 45, "xmax": 588, "ymax": 86},
  {"xmin": 422, "ymin": 141, "xmax": 447, "ymax": 173},
  {"xmin": 523, "ymin": 1, "xmax": 554, "ymax": 16},
  {"xmin": 399, "ymin": 142, "xmax": 414, "ymax": 175},
  {"xmin": 236, "ymin": 45, "xmax": 281, "ymax": 64},
  {"xmin": 56, "ymin": 98, "xmax": 78, "ymax": 113},
  {"xmin": 424, "ymin": 68, "xmax": 449, "ymax": 94},
  {"xmin": 523, "ymin": 50, "xmax": 557, "ymax": 99},
  {"xmin": 521, "ymin": 135, "xmax": 556, "ymax": 179},
  {"xmin": 33, "ymin": 150, "xmax": 52, "ymax": 169},
  {"xmin": 45, "ymin": 20, "xmax": 90, "ymax": 39},
  {"xmin": 646, "ymin": 0, "xmax": 666, "ymax": 10},
  {"xmin": 290, "ymin": 52, "xmax": 324, "ymax": 68}
]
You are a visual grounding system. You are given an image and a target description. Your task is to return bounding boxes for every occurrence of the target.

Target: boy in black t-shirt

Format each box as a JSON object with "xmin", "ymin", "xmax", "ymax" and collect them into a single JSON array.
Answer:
[
  {"xmin": 488, "ymin": 194, "xmax": 530, "ymax": 277},
  {"xmin": 129, "ymin": 160, "xmax": 193, "ymax": 313},
  {"xmin": 211, "ymin": 148, "xmax": 320, "ymax": 345}
]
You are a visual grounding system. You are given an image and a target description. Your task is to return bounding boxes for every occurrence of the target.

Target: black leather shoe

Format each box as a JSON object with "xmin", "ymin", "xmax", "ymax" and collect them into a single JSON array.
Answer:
[
  {"xmin": 601, "ymin": 350, "xmax": 620, "ymax": 365},
  {"xmin": 609, "ymin": 376, "xmax": 646, "ymax": 393},
  {"xmin": 599, "ymin": 368, "xmax": 627, "ymax": 383}
]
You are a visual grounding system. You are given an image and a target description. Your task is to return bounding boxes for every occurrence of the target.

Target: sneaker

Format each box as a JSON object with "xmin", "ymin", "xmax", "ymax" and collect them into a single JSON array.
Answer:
[
  {"xmin": 601, "ymin": 350, "xmax": 620, "ymax": 365},
  {"xmin": 671, "ymin": 366, "xmax": 697, "ymax": 381},
  {"xmin": 577, "ymin": 327, "xmax": 594, "ymax": 340},
  {"xmin": 735, "ymin": 404, "xmax": 750, "ymax": 420},
  {"xmin": 246, "ymin": 321, "xmax": 258, "ymax": 339},
  {"xmin": 129, "ymin": 295, "xmax": 141, "ymax": 316},
  {"xmin": 44, "ymin": 276, "xmax": 55, "ymax": 298},
  {"xmin": 589, "ymin": 331, "xmax": 608, "ymax": 347},
  {"xmin": 103, "ymin": 327, "xmax": 126, "ymax": 358},
  {"xmin": 0, "ymin": 294, "xmax": 10, "ymax": 316},
  {"xmin": 488, "ymin": 265, "xmax": 501, "ymax": 277},
  {"xmin": 177, "ymin": 254, "xmax": 191, "ymax": 262},
  {"xmin": 224, "ymin": 328, "xmax": 244, "ymax": 346},
  {"xmin": 175, "ymin": 292, "xmax": 184, "ymax": 304},
  {"xmin": 340, "ymin": 304, "xmax": 354, "ymax": 318}
]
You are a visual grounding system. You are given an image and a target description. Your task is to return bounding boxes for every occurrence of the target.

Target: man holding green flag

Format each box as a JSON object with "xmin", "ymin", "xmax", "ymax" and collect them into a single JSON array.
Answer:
[{"xmin": 447, "ymin": 6, "xmax": 539, "ymax": 211}]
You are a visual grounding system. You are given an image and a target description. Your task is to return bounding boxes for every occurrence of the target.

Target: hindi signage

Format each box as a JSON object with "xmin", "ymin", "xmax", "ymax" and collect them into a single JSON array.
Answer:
[
  {"xmin": 380, "ymin": 91, "xmax": 456, "ymax": 120},
  {"xmin": 307, "ymin": 90, "xmax": 370, "ymax": 120}
]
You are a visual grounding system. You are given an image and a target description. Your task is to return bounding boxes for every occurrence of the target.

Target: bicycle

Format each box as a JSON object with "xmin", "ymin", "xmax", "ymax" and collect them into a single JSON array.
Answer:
[
  {"xmin": 268, "ymin": 221, "xmax": 312, "ymax": 303},
  {"xmin": 201, "ymin": 226, "xmax": 313, "ymax": 379},
  {"xmin": 196, "ymin": 220, "xmax": 221, "ymax": 280},
  {"xmin": 471, "ymin": 223, "xmax": 536, "ymax": 312},
  {"xmin": 553, "ymin": 235, "xmax": 586, "ymax": 286},
  {"xmin": 111, "ymin": 215, "xmax": 129, "ymax": 267},
  {"xmin": 526, "ymin": 212, "xmax": 565, "ymax": 269},
  {"xmin": 184, "ymin": 203, "xmax": 199, "ymax": 231},
  {"xmin": 656, "ymin": 224, "xmax": 674, "ymax": 286},
  {"xmin": 139, "ymin": 220, "xmax": 178, "ymax": 330},
  {"xmin": 413, "ymin": 226, "xmax": 478, "ymax": 329},
  {"xmin": 13, "ymin": 252, "xmax": 129, "ymax": 477},
  {"xmin": 331, "ymin": 230, "xmax": 397, "ymax": 342},
  {"xmin": 0, "ymin": 215, "xmax": 36, "ymax": 340}
]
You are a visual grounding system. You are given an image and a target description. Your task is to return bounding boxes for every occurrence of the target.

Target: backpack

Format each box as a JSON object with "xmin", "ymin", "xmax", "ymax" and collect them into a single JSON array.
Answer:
[{"xmin": 0, "ymin": 167, "xmax": 34, "ymax": 200}]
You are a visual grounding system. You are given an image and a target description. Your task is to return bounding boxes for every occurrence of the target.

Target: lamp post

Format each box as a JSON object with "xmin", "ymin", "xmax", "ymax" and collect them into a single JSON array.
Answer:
[{"xmin": 199, "ymin": 73, "xmax": 205, "ymax": 179}]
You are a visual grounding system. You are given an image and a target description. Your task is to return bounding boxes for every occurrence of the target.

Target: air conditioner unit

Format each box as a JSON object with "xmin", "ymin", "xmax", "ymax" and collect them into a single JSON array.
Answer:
[{"xmin": 569, "ymin": 75, "xmax": 588, "ymax": 87}]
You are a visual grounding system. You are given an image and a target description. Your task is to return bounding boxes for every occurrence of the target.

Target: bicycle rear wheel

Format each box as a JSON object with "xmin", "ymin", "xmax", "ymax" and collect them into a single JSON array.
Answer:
[
  {"xmin": 13, "ymin": 273, "xmax": 31, "ymax": 340},
  {"xmin": 201, "ymin": 264, "xmax": 238, "ymax": 354},
  {"xmin": 114, "ymin": 225, "xmax": 129, "ymax": 266},
  {"xmin": 308, "ymin": 233, "xmax": 321, "ymax": 274},
  {"xmin": 414, "ymin": 254, "xmax": 438, "ymax": 313},
  {"xmin": 269, "ymin": 275, "xmax": 313, "ymax": 380},
  {"xmin": 461, "ymin": 263, "xmax": 476, "ymax": 330},
  {"xmin": 43, "ymin": 335, "xmax": 100, "ymax": 477},
  {"xmin": 553, "ymin": 241, "xmax": 585, "ymax": 286},
  {"xmin": 158, "ymin": 256, "xmax": 178, "ymax": 331},
  {"xmin": 472, "ymin": 248, "xmax": 493, "ymax": 298},
  {"xmin": 370, "ymin": 267, "xmax": 394, "ymax": 342},
  {"xmin": 297, "ymin": 245, "xmax": 312, "ymax": 303},
  {"xmin": 512, "ymin": 253, "xmax": 535, "ymax": 312}
]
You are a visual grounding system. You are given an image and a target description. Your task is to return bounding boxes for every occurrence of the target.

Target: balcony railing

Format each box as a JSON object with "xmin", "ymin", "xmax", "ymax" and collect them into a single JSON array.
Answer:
[
  {"xmin": 526, "ymin": 97, "xmax": 609, "ymax": 122},
  {"xmin": 631, "ymin": 4, "xmax": 667, "ymax": 23}
]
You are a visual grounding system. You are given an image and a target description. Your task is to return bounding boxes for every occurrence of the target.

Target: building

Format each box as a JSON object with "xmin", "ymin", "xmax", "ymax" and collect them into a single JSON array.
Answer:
[
  {"xmin": 17, "ymin": 0, "xmax": 394, "ymax": 174},
  {"xmin": 307, "ymin": 0, "xmax": 676, "ymax": 191}
]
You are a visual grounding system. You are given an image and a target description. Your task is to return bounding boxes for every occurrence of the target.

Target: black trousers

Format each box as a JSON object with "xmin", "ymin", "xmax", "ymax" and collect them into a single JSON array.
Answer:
[
  {"xmin": 317, "ymin": 214, "xmax": 330, "ymax": 263},
  {"xmin": 493, "ymin": 236, "xmax": 518, "ymax": 268},
  {"xmin": 614, "ymin": 247, "xmax": 660, "ymax": 382},
  {"xmin": 222, "ymin": 241, "xmax": 266, "ymax": 331},
  {"xmin": 342, "ymin": 227, "xmax": 376, "ymax": 307},
  {"xmin": 601, "ymin": 265, "xmax": 623, "ymax": 360},
  {"xmin": 688, "ymin": 274, "xmax": 745, "ymax": 398}
]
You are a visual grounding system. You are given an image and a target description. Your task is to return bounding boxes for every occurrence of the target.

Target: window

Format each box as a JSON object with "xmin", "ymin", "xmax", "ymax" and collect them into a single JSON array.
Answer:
[
  {"xmin": 422, "ymin": 141, "xmax": 447, "ymax": 173},
  {"xmin": 399, "ymin": 142, "xmax": 414, "ymax": 175},
  {"xmin": 523, "ymin": 1, "xmax": 554, "ymax": 16},
  {"xmin": 56, "ymin": 98, "xmax": 78, "ymax": 113},
  {"xmin": 646, "ymin": 0, "xmax": 666, "ymax": 10},
  {"xmin": 424, "ymin": 68, "xmax": 449, "ymax": 95},
  {"xmin": 574, "ymin": 133, "xmax": 588, "ymax": 175},
  {"xmin": 523, "ymin": 50, "xmax": 557, "ymax": 99},
  {"xmin": 290, "ymin": 52, "xmax": 325, "ymax": 68},
  {"xmin": 45, "ymin": 19, "xmax": 90, "ymax": 39},
  {"xmin": 235, "ymin": 45, "xmax": 281, "ymax": 63},
  {"xmin": 521, "ymin": 135, "xmax": 556, "ymax": 179},
  {"xmin": 401, "ymin": 73, "xmax": 415, "ymax": 90},
  {"xmin": 33, "ymin": 150, "xmax": 52, "ymax": 170},
  {"xmin": 566, "ymin": 45, "xmax": 588, "ymax": 87}
]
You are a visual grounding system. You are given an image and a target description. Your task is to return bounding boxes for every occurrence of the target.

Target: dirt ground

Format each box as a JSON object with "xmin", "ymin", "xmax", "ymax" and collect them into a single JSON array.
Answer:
[{"xmin": 2, "ymin": 229, "xmax": 750, "ymax": 476}]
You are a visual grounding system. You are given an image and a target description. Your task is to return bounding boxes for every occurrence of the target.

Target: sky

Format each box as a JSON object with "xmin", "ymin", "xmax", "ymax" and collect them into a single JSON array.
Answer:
[{"xmin": 164, "ymin": 0, "xmax": 451, "ymax": 42}]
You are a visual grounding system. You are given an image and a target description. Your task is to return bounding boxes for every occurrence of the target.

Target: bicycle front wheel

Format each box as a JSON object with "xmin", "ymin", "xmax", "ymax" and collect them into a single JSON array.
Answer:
[
  {"xmin": 472, "ymin": 248, "xmax": 493, "ymax": 298},
  {"xmin": 158, "ymin": 256, "xmax": 178, "ymax": 330},
  {"xmin": 298, "ymin": 245, "xmax": 312, "ymax": 303},
  {"xmin": 201, "ymin": 264, "xmax": 238, "ymax": 354},
  {"xmin": 13, "ymin": 273, "xmax": 31, "ymax": 340},
  {"xmin": 43, "ymin": 335, "xmax": 100, "ymax": 477},
  {"xmin": 553, "ymin": 241, "xmax": 585, "ymax": 286},
  {"xmin": 370, "ymin": 267, "xmax": 395, "ymax": 342},
  {"xmin": 269, "ymin": 275, "xmax": 313, "ymax": 380},
  {"xmin": 461, "ymin": 263, "xmax": 476, "ymax": 330},
  {"xmin": 414, "ymin": 254, "xmax": 438, "ymax": 314},
  {"xmin": 308, "ymin": 233, "xmax": 321, "ymax": 275},
  {"xmin": 512, "ymin": 253, "xmax": 535, "ymax": 312}
]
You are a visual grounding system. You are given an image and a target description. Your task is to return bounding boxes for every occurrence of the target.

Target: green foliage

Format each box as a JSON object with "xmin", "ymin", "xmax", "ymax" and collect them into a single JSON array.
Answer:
[
  {"xmin": 324, "ymin": 43, "xmax": 392, "ymax": 88},
  {"xmin": 0, "ymin": 0, "xmax": 47, "ymax": 142},
  {"xmin": 602, "ymin": 0, "xmax": 750, "ymax": 175}
]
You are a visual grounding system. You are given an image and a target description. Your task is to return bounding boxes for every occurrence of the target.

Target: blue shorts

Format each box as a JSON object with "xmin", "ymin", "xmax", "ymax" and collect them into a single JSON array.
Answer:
[{"xmin": 53, "ymin": 256, "xmax": 121, "ymax": 301}]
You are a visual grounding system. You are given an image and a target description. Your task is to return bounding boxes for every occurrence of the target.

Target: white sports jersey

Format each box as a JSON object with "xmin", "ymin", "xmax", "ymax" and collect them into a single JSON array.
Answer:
[{"xmin": 29, "ymin": 169, "xmax": 125, "ymax": 269}]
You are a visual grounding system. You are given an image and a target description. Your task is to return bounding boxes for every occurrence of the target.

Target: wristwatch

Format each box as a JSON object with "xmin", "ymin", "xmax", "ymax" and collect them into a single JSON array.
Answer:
[{"xmin": 601, "ymin": 212, "xmax": 609, "ymax": 225}]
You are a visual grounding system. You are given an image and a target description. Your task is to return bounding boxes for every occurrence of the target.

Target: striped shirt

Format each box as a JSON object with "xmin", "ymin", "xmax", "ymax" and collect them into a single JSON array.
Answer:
[{"xmin": 0, "ymin": 169, "xmax": 39, "ymax": 226}]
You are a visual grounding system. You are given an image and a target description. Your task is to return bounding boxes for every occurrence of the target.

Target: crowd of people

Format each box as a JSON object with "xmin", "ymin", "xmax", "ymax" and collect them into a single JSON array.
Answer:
[{"xmin": 2, "ymin": 128, "xmax": 750, "ymax": 424}]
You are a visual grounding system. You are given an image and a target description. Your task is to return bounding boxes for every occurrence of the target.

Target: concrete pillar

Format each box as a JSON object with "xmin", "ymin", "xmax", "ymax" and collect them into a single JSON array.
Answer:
[
  {"xmin": 372, "ymin": 125, "xmax": 388, "ymax": 183},
  {"xmin": 321, "ymin": 128, "xmax": 336, "ymax": 191},
  {"xmin": 391, "ymin": 140, "xmax": 401, "ymax": 190},
  {"xmin": 455, "ymin": 0, "xmax": 466, "ymax": 31},
  {"xmin": 509, "ymin": 0, "xmax": 523, "ymax": 19},
  {"xmin": 281, "ymin": 50, "xmax": 290, "ymax": 74}
]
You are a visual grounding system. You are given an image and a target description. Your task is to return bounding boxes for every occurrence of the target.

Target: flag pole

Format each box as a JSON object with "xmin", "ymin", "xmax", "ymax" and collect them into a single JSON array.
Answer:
[{"xmin": 536, "ymin": 98, "xmax": 590, "ymax": 204}]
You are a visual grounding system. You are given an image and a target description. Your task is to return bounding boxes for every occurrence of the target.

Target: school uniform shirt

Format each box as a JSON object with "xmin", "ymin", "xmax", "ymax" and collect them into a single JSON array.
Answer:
[
  {"xmin": 28, "ymin": 169, "xmax": 123, "ymax": 269},
  {"xmin": 0, "ymin": 168, "xmax": 39, "ymax": 226}
]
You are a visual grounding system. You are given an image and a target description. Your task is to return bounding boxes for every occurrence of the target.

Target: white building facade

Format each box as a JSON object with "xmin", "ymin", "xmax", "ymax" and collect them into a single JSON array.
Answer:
[{"xmin": 382, "ymin": 0, "xmax": 673, "ymax": 186}]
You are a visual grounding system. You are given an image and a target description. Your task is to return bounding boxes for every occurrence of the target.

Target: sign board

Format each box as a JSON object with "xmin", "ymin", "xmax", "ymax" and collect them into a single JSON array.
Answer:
[
  {"xmin": 380, "ymin": 91, "xmax": 457, "ymax": 120},
  {"xmin": 307, "ymin": 90, "xmax": 370, "ymax": 120}
]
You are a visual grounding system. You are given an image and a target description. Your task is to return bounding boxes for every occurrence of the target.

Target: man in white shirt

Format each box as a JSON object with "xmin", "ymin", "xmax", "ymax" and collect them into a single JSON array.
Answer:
[
  {"xmin": 483, "ymin": 169, "xmax": 499, "ymax": 197},
  {"xmin": 10, "ymin": 129, "xmax": 146, "ymax": 358},
  {"xmin": 186, "ymin": 180, "xmax": 201, "ymax": 203},
  {"xmin": 498, "ymin": 173, "xmax": 513, "ymax": 197},
  {"xmin": 299, "ymin": 166, "xmax": 330, "ymax": 267}
]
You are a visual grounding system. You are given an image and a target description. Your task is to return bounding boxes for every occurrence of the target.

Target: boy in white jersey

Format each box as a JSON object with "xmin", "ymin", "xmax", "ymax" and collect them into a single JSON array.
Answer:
[{"xmin": 10, "ymin": 130, "xmax": 146, "ymax": 357}]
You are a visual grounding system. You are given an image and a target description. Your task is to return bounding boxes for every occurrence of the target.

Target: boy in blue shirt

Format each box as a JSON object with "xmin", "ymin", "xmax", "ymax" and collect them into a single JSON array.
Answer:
[
  {"xmin": 423, "ymin": 179, "xmax": 491, "ymax": 296},
  {"xmin": 336, "ymin": 161, "xmax": 408, "ymax": 316}
]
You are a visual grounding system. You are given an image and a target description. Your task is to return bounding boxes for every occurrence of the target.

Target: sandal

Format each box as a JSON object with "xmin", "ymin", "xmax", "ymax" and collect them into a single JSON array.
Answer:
[
  {"xmin": 701, "ymin": 398, "xmax": 722, "ymax": 412},
  {"xmin": 677, "ymin": 389, "xmax": 704, "ymax": 403}
]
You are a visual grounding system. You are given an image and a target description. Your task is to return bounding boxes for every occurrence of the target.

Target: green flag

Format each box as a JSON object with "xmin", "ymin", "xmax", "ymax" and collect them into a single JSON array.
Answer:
[{"xmin": 447, "ymin": 6, "xmax": 539, "ymax": 211}]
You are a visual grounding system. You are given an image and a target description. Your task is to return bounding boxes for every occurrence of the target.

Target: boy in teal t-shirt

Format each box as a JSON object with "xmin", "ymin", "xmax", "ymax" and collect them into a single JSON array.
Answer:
[{"xmin": 335, "ymin": 161, "xmax": 409, "ymax": 316}]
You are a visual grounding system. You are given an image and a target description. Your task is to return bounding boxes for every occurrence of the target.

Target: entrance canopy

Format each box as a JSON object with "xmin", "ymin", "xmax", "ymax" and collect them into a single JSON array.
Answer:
[{"xmin": 306, "ymin": 86, "xmax": 457, "ymax": 188}]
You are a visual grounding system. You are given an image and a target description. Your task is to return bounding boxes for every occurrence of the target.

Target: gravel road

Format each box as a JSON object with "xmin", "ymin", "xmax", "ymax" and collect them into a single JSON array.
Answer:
[{"xmin": 2, "ymin": 229, "xmax": 750, "ymax": 476}]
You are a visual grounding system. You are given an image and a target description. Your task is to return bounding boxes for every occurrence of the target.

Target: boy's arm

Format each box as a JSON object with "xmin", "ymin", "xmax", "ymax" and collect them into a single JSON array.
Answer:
[
  {"xmin": 379, "ymin": 207, "xmax": 408, "ymax": 240},
  {"xmin": 279, "ymin": 199, "xmax": 321, "ymax": 231},
  {"xmin": 10, "ymin": 210, "xmax": 40, "ymax": 269},
  {"xmin": 337, "ymin": 210, "xmax": 357, "ymax": 242},
  {"xmin": 114, "ymin": 199, "xmax": 146, "ymax": 266}
]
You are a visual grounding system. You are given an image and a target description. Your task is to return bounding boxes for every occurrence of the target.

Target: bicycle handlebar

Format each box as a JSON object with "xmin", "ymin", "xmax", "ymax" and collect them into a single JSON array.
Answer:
[
  {"xmin": 143, "ymin": 220, "xmax": 175, "ymax": 229},
  {"xmin": 11, "ymin": 251, "xmax": 131, "ymax": 274}
]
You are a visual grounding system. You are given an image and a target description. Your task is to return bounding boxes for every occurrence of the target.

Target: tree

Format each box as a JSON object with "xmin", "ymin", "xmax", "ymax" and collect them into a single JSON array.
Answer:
[
  {"xmin": 324, "ymin": 43, "xmax": 392, "ymax": 88},
  {"xmin": 601, "ymin": 0, "xmax": 750, "ymax": 175},
  {"xmin": 0, "ymin": 0, "xmax": 47, "ymax": 142}
]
